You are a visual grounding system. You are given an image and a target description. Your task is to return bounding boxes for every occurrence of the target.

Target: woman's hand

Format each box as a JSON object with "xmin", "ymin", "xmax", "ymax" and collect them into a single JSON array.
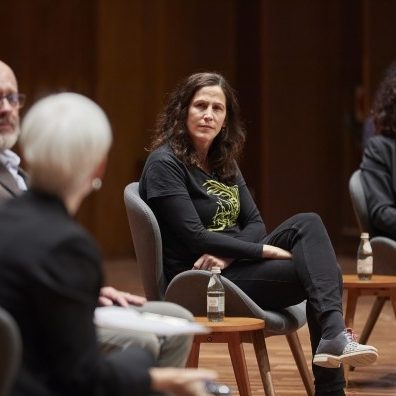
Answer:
[
  {"xmin": 150, "ymin": 367, "xmax": 218, "ymax": 396},
  {"xmin": 262, "ymin": 244, "xmax": 292, "ymax": 259},
  {"xmin": 192, "ymin": 254, "xmax": 233, "ymax": 271},
  {"xmin": 98, "ymin": 286, "xmax": 147, "ymax": 308}
]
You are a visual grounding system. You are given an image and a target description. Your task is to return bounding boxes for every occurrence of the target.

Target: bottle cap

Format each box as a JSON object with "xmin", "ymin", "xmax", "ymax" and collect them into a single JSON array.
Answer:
[
  {"xmin": 360, "ymin": 232, "xmax": 369, "ymax": 239},
  {"xmin": 211, "ymin": 266, "xmax": 221, "ymax": 274}
]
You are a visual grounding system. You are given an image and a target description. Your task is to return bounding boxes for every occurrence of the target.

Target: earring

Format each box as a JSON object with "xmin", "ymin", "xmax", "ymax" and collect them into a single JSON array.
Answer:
[{"xmin": 92, "ymin": 178, "xmax": 102, "ymax": 191}]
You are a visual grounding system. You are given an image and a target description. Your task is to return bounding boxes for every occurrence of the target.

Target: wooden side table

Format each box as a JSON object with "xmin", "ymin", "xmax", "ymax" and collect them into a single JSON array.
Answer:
[
  {"xmin": 342, "ymin": 275, "xmax": 396, "ymax": 380},
  {"xmin": 187, "ymin": 317, "xmax": 270, "ymax": 396},
  {"xmin": 343, "ymin": 274, "xmax": 396, "ymax": 334}
]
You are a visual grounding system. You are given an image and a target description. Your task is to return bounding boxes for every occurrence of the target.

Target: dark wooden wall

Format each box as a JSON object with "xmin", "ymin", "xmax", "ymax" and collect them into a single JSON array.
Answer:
[{"xmin": 1, "ymin": 0, "xmax": 396, "ymax": 257}]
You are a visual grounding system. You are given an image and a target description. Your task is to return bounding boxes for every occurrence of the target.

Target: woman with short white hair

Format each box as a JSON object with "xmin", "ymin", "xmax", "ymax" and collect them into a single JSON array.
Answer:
[
  {"xmin": 0, "ymin": 93, "xmax": 216, "ymax": 396},
  {"xmin": 20, "ymin": 92, "xmax": 111, "ymax": 212}
]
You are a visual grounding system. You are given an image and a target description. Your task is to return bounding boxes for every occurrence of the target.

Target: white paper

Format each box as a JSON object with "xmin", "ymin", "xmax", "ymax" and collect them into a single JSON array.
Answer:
[{"xmin": 94, "ymin": 306, "xmax": 210, "ymax": 336}]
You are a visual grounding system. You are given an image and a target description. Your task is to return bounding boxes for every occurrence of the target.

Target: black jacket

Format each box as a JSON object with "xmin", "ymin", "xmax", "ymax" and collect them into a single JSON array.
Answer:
[
  {"xmin": 0, "ymin": 190, "xmax": 154, "ymax": 396},
  {"xmin": 360, "ymin": 134, "xmax": 396, "ymax": 239}
]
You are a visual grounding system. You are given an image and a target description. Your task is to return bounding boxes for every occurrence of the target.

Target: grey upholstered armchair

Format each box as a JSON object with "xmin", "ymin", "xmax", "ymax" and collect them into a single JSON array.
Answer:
[
  {"xmin": 124, "ymin": 181, "xmax": 314, "ymax": 396},
  {"xmin": 349, "ymin": 169, "xmax": 396, "ymax": 343}
]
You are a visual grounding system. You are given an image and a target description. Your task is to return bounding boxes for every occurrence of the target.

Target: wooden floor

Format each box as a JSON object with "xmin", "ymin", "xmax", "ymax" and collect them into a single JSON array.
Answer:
[{"xmin": 103, "ymin": 255, "xmax": 396, "ymax": 396}]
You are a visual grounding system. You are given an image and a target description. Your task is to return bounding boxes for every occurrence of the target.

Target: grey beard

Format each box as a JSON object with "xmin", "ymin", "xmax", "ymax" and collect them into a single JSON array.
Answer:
[{"xmin": 0, "ymin": 127, "xmax": 20, "ymax": 151}]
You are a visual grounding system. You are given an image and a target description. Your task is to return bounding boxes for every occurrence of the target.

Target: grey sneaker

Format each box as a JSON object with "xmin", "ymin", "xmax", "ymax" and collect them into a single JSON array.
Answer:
[{"xmin": 313, "ymin": 328, "xmax": 378, "ymax": 368}]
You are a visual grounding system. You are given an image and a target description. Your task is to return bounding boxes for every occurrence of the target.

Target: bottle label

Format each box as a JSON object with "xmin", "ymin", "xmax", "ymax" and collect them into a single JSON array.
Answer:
[
  {"xmin": 207, "ymin": 296, "xmax": 225, "ymax": 312},
  {"xmin": 357, "ymin": 256, "xmax": 373, "ymax": 275}
]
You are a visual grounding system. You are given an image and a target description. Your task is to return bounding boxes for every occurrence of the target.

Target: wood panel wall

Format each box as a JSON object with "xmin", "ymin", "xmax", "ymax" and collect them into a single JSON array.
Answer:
[
  {"xmin": 1, "ymin": 0, "xmax": 395, "ymax": 257},
  {"xmin": 1, "ymin": 0, "xmax": 99, "ymax": 234},
  {"xmin": 362, "ymin": 0, "xmax": 396, "ymax": 111},
  {"xmin": 258, "ymin": 1, "xmax": 347, "ymax": 241}
]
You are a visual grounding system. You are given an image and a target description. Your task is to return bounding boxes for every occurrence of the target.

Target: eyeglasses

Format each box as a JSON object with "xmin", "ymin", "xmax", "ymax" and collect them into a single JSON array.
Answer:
[{"xmin": 0, "ymin": 93, "xmax": 26, "ymax": 109}]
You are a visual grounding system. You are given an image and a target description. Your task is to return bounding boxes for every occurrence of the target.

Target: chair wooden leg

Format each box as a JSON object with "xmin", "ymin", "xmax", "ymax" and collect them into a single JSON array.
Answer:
[
  {"xmin": 343, "ymin": 288, "xmax": 360, "ymax": 384},
  {"xmin": 344, "ymin": 289, "xmax": 359, "ymax": 329},
  {"xmin": 186, "ymin": 338, "xmax": 200, "ymax": 367},
  {"xmin": 359, "ymin": 296, "xmax": 387, "ymax": 344},
  {"xmin": 251, "ymin": 329, "xmax": 275, "ymax": 396},
  {"xmin": 286, "ymin": 332, "xmax": 314, "ymax": 396},
  {"xmin": 227, "ymin": 332, "xmax": 252, "ymax": 396},
  {"xmin": 348, "ymin": 296, "xmax": 387, "ymax": 372},
  {"xmin": 390, "ymin": 289, "xmax": 396, "ymax": 319}
]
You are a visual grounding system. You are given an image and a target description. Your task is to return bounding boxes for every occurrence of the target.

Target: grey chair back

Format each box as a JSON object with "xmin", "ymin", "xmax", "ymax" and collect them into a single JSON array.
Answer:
[
  {"xmin": 0, "ymin": 306, "xmax": 21, "ymax": 396},
  {"xmin": 349, "ymin": 169, "xmax": 373, "ymax": 235},
  {"xmin": 124, "ymin": 182, "xmax": 167, "ymax": 300}
]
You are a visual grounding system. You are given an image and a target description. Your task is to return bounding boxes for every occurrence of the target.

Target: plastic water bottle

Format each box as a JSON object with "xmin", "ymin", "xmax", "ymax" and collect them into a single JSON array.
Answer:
[
  {"xmin": 357, "ymin": 232, "xmax": 373, "ymax": 280},
  {"xmin": 207, "ymin": 267, "xmax": 225, "ymax": 322}
]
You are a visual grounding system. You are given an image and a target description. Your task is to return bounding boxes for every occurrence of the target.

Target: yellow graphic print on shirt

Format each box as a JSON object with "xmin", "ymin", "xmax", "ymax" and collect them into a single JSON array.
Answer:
[{"xmin": 203, "ymin": 179, "xmax": 240, "ymax": 231}]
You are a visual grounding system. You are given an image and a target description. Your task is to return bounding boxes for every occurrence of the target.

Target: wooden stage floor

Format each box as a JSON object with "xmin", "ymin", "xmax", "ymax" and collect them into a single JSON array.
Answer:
[{"xmin": 103, "ymin": 255, "xmax": 396, "ymax": 396}]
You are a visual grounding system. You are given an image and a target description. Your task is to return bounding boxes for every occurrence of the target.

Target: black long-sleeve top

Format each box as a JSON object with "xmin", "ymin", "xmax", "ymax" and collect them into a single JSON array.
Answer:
[{"xmin": 139, "ymin": 144, "xmax": 266, "ymax": 281}]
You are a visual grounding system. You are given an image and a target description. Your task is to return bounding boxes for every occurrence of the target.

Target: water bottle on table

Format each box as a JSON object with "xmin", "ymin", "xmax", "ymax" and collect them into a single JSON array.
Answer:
[
  {"xmin": 207, "ymin": 267, "xmax": 225, "ymax": 322},
  {"xmin": 357, "ymin": 232, "xmax": 373, "ymax": 280}
]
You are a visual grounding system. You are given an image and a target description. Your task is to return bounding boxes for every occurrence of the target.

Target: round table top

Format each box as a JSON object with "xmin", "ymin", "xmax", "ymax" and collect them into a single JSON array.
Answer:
[
  {"xmin": 193, "ymin": 316, "xmax": 265, "ymax": 332},
  {"xmin": 343, "ymin": 274, "xmax": 396, "ymax": 288}
]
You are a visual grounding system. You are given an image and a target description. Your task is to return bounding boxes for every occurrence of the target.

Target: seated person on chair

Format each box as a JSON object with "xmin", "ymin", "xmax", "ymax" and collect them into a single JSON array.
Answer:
[
  {"xmin": 360, "ymin": 61, "xmax": 396, "ymax": 240},
  {"xmin": 0, "ymin": 59, "xmax": 193, "ymax": 370},
  {"xmin": 139, "ymin": 72, "xmax": 379, "ymax": 396},
  {"xmin": 0, "ymin": 92, "xmax": 216, "ymax": 396}
]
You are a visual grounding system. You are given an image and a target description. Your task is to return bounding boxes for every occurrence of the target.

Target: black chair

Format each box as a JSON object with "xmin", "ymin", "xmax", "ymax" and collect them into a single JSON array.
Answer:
[
  {"xmin": 0, "ymin": 306, "xmax": 21, "ymax": 396},
  {"xmin": 124, "ymin": 181, "xmax": 314, "ymax": 396},
  {"xmin": 349, "ymin": 169, "xmax": 396, "ymax": 343}
]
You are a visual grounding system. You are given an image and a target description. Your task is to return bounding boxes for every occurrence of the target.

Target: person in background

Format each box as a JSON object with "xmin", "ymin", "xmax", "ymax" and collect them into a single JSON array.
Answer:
[
  {"xmin": 0, "ymin": 59, "xmax": 193, "ymax": 370},
  {"xmin": 360, "ymin": 60, "xmax": 396, "ymax": 239},
  {"xmin": 139, "ymin": 72, "xmax": 379, "ymax": 396},
  {"xmin": 0, "ymin": 60, "xmax": 28, "ymax": 201},
  {"xmin": 360, "ymin": 62, "xmax": 396, "ymax": 149},
  {"xmin": 0, "ymin": 92, "xmax": 216, "ymax": 396}
]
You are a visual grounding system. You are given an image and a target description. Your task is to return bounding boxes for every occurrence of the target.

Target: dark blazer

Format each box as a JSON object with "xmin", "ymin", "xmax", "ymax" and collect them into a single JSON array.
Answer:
[
  {"xmin": 0, "ymin": 190, "xmax": 154, "ymax": 396},
  {"xmin": 0, "ymin": 162, "xmax": 28, "ymax": 203},
  {"xmin": 360, "ymin": 134, "xmax": 396, "ymax": 239}
]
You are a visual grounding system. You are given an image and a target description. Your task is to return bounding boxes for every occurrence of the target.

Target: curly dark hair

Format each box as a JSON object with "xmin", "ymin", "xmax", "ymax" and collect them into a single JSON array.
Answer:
[
  {"xmin": 372, "ymin": 61, "xmax": 396, "ymax": 138},
  {"xmin": 148, "ymin": 72, "xmax": 246, "ymax": 184}
]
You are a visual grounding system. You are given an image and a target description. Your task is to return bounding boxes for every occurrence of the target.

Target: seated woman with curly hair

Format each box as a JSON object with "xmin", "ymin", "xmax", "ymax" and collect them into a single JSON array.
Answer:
[{"xmin": 140, "ymin": 72, "xmax": 379, "ymax": 396}]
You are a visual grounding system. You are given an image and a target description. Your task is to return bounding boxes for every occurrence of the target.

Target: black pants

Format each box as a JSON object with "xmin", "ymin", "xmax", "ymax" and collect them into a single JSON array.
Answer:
[{"xmin": 222, "ymin": 212, "xmax": 345, "ymax": 393}]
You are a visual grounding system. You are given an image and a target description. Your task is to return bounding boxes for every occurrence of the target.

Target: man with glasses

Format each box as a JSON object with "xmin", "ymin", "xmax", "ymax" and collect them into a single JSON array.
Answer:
[{"xmin": 0, "ymin": 60, "xmax": 27, "ymax": 202}]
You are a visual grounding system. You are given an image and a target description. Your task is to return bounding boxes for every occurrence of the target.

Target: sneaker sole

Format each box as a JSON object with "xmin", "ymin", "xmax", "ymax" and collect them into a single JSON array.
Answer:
[
  {"xmin": 340, "ymin": 350, "xmax": 378, "ymax": 367},
  {"xmin": 313, "ymin": 350, "xmax": 378, "ymax": 369},
  {"xmin": 313, "ymin": 354, "xmax": 341, "ymax": 368}
]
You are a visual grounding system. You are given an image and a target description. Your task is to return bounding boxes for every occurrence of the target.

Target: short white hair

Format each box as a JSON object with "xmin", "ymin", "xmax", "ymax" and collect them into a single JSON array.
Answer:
[{"xmin": 20, "ymin": 93, "xmax": 112, "ymax": 196}]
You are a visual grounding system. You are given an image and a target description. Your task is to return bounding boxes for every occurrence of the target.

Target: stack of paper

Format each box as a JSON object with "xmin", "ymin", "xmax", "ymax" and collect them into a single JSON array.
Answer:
[{"xmin": 94, "ymin": 306, "xmax": 210, "ymax": 336}]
